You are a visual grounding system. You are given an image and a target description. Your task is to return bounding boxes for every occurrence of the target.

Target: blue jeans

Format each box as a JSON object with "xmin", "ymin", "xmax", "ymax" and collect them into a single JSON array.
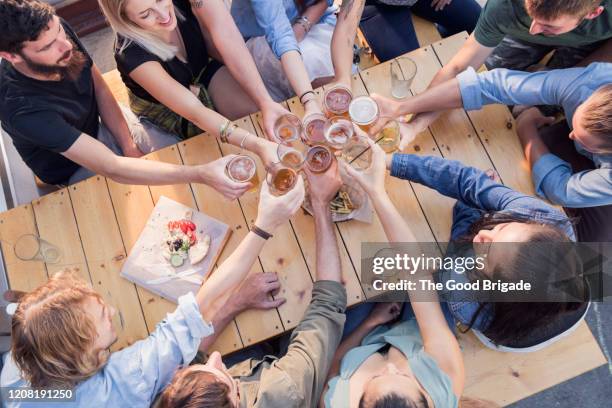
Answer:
[
  {"xmin": 359, "ymin": 0, "xmax": 482, "ymax": 62},
  {"xmin": 342, "ymin": 301, "xmax": 456, "ymax": 340}
]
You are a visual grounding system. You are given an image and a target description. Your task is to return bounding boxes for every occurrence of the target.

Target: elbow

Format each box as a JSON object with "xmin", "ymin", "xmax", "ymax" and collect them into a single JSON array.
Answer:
[{"xmin": 99, "ymin": 155, "xmax": 125, "ymax": 181}]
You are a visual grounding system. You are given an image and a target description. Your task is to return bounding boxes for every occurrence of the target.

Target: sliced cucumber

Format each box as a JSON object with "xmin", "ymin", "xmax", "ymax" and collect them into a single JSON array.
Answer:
[{"xmin": 170, "ymin": 253, "xmax": 184, "ymax": 267}]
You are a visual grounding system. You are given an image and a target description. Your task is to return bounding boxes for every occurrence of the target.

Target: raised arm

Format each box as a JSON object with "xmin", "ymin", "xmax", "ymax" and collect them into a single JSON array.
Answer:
[
  {"xmin": 331, "ymin": 0, "xmax": 365, "ymax": 86},
  {"xmin": 127, "ymin": 61, "xmax": 280, "ymax": 168},
  {"xmin": 188, "ymin": 0, "xmax": 290, "ymax": 139},
  {"xmin": 341, "ymin": 139, "xmax": 464, "ymax": 396},
  {"xmin": 195, "ymin": 177, "xmax": 305, "ymax": 321}
]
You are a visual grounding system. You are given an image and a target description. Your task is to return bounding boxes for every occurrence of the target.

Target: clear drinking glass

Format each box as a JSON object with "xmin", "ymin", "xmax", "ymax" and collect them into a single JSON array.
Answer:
[
  {"xmin": 14, "ymin": 234, "xmax": 61, "ymax": 263},
  {"xmin": 277, "ymin": 141, "xmax": 307, "ymax": 170},
  {"xmin": 324, "ymin": 117, "xmax": 354, "ymax": 150},
  {"xmin": 266, "ymin": 163, "xmax": 299, "ymax": 196},
  {"xmin": 391, "ymin": 57, "xmax": 417, "ymax": 99},
  {"xmin": 341, "ymin": 135, "xmax": 373, "ymax": 171},
  {"xmin": 225, "ymin": 154, "xmax": 260, "ymax": 192},
  {"xmin": 323, "ymin": 85, "xmax": 353, "ymax": 118},
  {"xmin": 302, "ymin": 113, "xmax": 327, "ymax": 145},
  {"xmin": 305, "ymin": 145, "xmax": 334, "ymax": 173},
  {"xmin": 348, "ymin": 96, "xmax": 380, "ymax": 133},
  {"xmin": 273, "ymin": 113, "xmax": 303, "ymax": 144},
  {"xmin": 373, "ymin": 120, "xmax": 400, "ymax": 153}
]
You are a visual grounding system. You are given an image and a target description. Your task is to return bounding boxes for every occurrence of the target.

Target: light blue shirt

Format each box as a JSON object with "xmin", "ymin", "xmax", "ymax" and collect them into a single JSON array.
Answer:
[
  {"xmin": 231, "ymin": 0, "xmax": 336, "ymax": 59},
  {"xmin": 0, "ymin": 292, "xmax": 213, "ymax": 408},
  {"xmin": 457, "ymin": 63, "xmax": 612, "ymax": 208}
]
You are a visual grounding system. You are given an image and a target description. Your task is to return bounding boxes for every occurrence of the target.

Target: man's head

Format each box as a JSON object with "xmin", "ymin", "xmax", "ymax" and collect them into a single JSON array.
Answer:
[
  {"xmin": 11, "ymin": 269, "xmax": 117, "ymax": 388},
  {"xmin": 525, "ymin": 0, "xmax": 604, "ymax": 35},
  {"xmin": 0, "ymin": 0, "xmax": 87, "ymax": 79},
  {"xmin": 159, "ymin": 351, "xmax": 239, "ymax": 408},
  {"xmin": 570, "ymin": 84, "xmax": 612, "ymax": 154}
]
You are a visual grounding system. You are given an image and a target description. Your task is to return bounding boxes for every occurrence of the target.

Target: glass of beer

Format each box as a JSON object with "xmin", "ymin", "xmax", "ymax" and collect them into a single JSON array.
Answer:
[
  {"xmin": 391, "ymin": 57, "xmax": 417, "ymax": 99},
  {"xmin": 373, "ymin": 120, "xmax": 400, "ymax": 153},
  {"xmin": 273, "ymin": 113, "xmax": 303, "ymax": 144},
  {"xmin": 302, "ymin": 113, "xmax": 327, "ymax": 145},
  {"xmin": 349, "ymin": 96, "xmax": 379, "ymax": 133},
  {"xmin": 324, "ymin": 117, "xmax": 354, "ymax": 150},
  {"xmin": 226, "ymin": 154, "xmax": 259, "ymax": 191},
  {"xmin": 277, "ymin": 141, "xmax": 307, "ymax": 170},
  {"xmin": 341, "ymin": 135, "xmax": 373, "ymax": 171},
  {"xmin": 266, "ymin": 163, "xmax": 299, "ymax": 196},
  {"xmin": 305, "ymin": 145, "xmax": 333, "ymax": 173},
  {"xmin": 323, "ymin": 85, "xmax": 353, "ymax": 118}
]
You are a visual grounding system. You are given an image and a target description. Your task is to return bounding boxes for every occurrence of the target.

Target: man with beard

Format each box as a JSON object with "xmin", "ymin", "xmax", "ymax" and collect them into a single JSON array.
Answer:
[{"xmin": 0, "ymin": 0, "xmax": 253, "ymax": 199}]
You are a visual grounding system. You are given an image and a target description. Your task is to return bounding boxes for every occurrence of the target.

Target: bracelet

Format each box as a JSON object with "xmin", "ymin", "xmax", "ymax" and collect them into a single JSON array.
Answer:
[
  {"xmin": 294, "ymin": 16, "xmax": 311, "ymax": 32},
  {"xmin": 239, "ymin": 131, "xmax": 249, "ymax": 150},
  {"xmin": 251, "ymin": 224, "xmax": 273, "ymax": 240},
  {"xmin": 219, "ymin": 119, "xmax": 231, "ymax": 143},
  {"xmin": 299, "ymin": 90, "xmax": 315, "ymax": 104}
]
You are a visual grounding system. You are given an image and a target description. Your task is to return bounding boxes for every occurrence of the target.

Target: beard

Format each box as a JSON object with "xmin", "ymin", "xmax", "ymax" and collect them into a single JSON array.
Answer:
[{"xmin": 20, "ymin": 43, "xmax": 88, "ymax": 82}]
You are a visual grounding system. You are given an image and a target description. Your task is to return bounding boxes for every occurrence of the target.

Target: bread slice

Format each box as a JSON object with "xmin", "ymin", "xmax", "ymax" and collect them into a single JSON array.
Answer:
[{"xmin": 189, "ymin": 235, "xmax": 211, "ymax": 265}]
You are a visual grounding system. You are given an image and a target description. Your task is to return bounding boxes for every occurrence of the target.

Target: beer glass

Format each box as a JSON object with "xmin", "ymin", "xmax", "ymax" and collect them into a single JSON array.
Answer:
[
  {"xmin": 374, "ymin": 120, "xmax": 400, "ymax": 153},
  {"xmin": 277, "ymin": 142, "xmax": 307, "ymax": 170},
  {"xmin": 305, "ymin": 145, "xmax": 333, "ymax": 173},
  {"xmin": 323, "ymin": 85, "xmax": 353, "ymax": 118},
  {"xmin": 341, "ymin": 135, "xmax": 373, "ymax": 171},
  {"xmin": 349, "ymin": 96, "xmax": 380, "ymax": 133},
  {"xmin": 226, "ymin": 154, "xmax": 260, "ymax": 192},
  {"xmin": 273, "ymin": 113, "xmax": 303, "ymax": 144},
  {"xmin": 266, "ymin": 163, "xmax": 299, "ymax": 196},
  {"xmin": 302, "ymin": 113, "xmax": 327, "ymax": 145},
  {"xmin": 324, "ymin": 117, "xmax": 354, "ymax": 150}
]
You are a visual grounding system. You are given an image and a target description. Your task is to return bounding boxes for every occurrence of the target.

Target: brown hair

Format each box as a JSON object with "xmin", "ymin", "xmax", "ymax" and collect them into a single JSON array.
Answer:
[
  {"xmin": 158, "ymin": 368, "xmax": 233, "ymax": 408},
  {"xmin": 581, "ymin": 84, "xmax": 612, "ymax": 151},
  {"xmin": 460, "ymin": 214, "xmax": 585, "ymax": 346},
  {"xmin": 525, "ymin": 0, "xmax": 601, "ymax": 19},
  {"xmin": 0, "ymin": 0, "xmax": 55, "ymax": 53},
  {"xmin": 11, "ymin": 269, "xmax": 108, "ymax": 388}
]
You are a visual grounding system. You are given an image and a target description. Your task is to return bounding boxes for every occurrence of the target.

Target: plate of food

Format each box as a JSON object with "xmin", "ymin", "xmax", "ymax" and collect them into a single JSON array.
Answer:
[{"xmin": 120, "ymin": 196, "xmax": 231, "ymax": 303}]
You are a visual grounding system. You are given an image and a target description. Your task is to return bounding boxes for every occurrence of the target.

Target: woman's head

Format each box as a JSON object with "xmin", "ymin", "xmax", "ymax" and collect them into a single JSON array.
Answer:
[
  {"xmin": 463, "ymin": 215, "xmax": 586, "ymax": 345},
  {"xmin": 358, "ymin": 364, "xmax": 431, "ymax": 408},
  {"xmin": 11, "ymin": 269, "xmax": 117, "ymax": 388},
  {"xmin": 97, "ymin": 0, "xmax": 183, "ymax": 60},
  {"xmin": 159, "ymin": 351, "xmax": 239, "ymax": 408}
]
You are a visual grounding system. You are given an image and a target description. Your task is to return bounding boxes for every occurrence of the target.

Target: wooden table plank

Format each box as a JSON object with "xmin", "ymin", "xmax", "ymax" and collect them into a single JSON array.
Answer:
[
  {"xmin": 148, "ymin": 143, "xmax": 244, "ymax": 354},
  {"xmin": 0, "ymin": 204, "xmax": 48, "ymax": 291},
  {"xmin": 431, "ymin": 33, "xmax": 536, "ymax": 195},
  {"xmin": 359, "ymin": 51, "xmax": 455, "ymax": 242},
  {"xmin": 237, "ymin": 115, "xmax": 316, "ymax": 330},
  {"xmin": 460, "ymin": 322, "xmax": 606, "ymax": 406},
  {"xmin": 178, "ymin": 132, "xmax": 283, "ymax": 348},
  {"xmin": 32, "ymin": 189, "xmax": 90, "ymax": 280},
  {"xmin": 69, "ymin": 176, "xmax": 148, "ymax": 349}
]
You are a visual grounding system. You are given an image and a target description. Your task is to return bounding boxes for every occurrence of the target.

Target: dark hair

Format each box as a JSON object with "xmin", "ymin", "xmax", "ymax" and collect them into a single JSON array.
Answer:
[
  {"xmin": 158, "ymin": 369, "xmax": 233, "ymax": 408},
  {"xmin": 359, "ymin": 392, "xmax": 429, "ymax": 408},
  {"xmin": 0, "ymin": 0, "xmax": 55, "ymax": 54},
  {"xmin": 460, "ymin": 213, "xmax": 585, "ymax": 345},
  {"xmin": 526, "ymin": 0, "xmax": 601, "ymax": 19}
]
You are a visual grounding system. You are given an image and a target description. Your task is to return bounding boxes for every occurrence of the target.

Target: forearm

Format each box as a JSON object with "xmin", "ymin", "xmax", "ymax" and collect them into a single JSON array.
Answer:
[
  {"xmin": 578, "ymin": 38, "xmax": 612, "ymax": 66},
  {"xmin": 301, "ymin": 0, "xmax": 328, "ymax": 26},
  {"xmin": 198, "ymin": 298, "xmax": 240, "ymax": 352},
  {"xmin": 197, "ymin": 232, "xmax": 266, "ymax": 321},
  {"xmin": 280, "ymin": 51, "xmax": 315, "ymax": 97},
  {"xmin": 516, "ymin": 121, "xmax": 550, "ymax": 167},
  {"xmin": 370, "ymin": 192, "xmax": 417, "ymax": 243},
  {"xmin": 313, "ymin": 203, "xmax": 342, "ymax": 282},
  {"xmin": 395, "ymin": 79, "xmax": 463, "ymax": 117},
  {"xmin": 108, "ymin": 156, "xmax": 201, "ymax": 185},
  {"xmin": 331, "ymin": 0, "xmax": 365, "ymax": 85}
]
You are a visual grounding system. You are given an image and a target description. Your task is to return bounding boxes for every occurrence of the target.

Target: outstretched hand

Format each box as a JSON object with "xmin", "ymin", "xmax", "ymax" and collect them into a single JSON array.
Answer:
[{"xmin": 340, "ymin": 131, "xmax": 387, "ymax": 196}]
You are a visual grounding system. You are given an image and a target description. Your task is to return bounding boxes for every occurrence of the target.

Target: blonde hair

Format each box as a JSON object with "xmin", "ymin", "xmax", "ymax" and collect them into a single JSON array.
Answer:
[
  {"xmin": 97, "ymin": 0, "xmax": 184, "ymax": 61},
  {"xmin": 11, "ymin": 269, "xmax": 108, "ymax": 388},
  {"xmin": 581, "ymin": 84, "xmax": 612, "ymax": 152}
]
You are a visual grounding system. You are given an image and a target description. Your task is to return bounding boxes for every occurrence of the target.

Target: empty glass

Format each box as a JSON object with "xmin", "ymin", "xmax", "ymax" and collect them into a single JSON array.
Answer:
[
  {"xmin": 14, "ymin": 234, "xmax": 61, "ymax": 263},
  {"xmin": 391, "ymin": 57, "xmax": 417, "ymax": 99}
]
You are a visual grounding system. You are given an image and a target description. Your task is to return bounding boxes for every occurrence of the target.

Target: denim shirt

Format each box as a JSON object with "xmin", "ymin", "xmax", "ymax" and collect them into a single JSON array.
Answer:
[
  {"xmin": 457, "ymin": 63, "xmax": 612, "ymax": 208},
  {"xmin": 390, "ymin": 154, "xmax": 575, "ymax": 330},
  {"xmin": 231, "ymin": 0, "xmax": 336, "ymax": 58},
  {"xmin": 0, "ymin": 292, "xmax": 213, "ymax": 408}
]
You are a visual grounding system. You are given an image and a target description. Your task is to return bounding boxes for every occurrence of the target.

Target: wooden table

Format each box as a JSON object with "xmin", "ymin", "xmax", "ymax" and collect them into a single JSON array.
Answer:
[{"xmin": 0, "ymin": 33, "xmax": 606, "ymax": 406}]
